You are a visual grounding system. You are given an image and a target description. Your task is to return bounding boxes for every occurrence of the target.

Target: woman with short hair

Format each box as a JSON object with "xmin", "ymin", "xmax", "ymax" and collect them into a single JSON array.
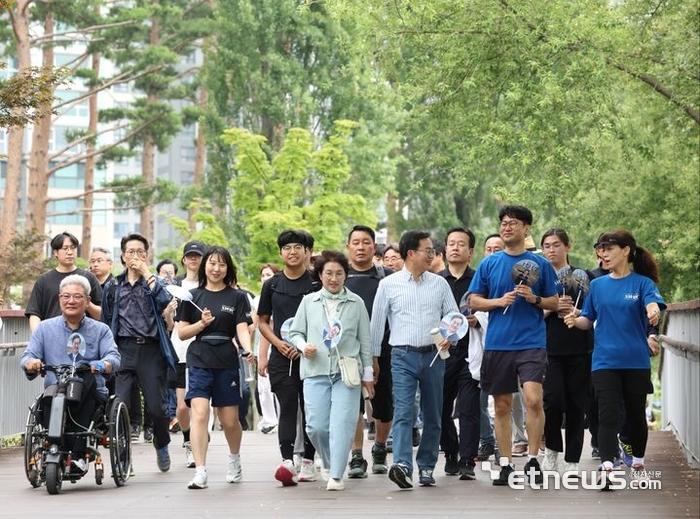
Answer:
[{"xmin": 288, "ymin": 250, "xmax": 374, "ymax": 491}]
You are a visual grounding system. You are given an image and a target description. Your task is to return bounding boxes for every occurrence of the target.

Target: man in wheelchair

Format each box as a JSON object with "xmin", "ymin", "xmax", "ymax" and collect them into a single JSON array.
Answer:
[{"xmin": 21, "ymin": 274, "xmax": 121, "ymax": 474}]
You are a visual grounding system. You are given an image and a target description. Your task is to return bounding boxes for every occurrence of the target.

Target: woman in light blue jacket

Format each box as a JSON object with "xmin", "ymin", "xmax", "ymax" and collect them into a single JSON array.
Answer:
[{"xmin": 289, "ymin": 250, "xmax": 374, "ymax": 491}]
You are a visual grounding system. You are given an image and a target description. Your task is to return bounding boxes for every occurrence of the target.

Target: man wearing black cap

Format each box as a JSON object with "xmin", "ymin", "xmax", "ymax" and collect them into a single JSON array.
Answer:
[{"xmin": 257, "ymin": 229, "xmax": 319, "ymax": 486}]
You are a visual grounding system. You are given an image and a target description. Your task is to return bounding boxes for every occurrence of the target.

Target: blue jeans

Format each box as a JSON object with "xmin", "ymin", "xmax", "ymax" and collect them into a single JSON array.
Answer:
[
  {"xmin": 391, "ymin": 347, "xmax": 444, "ymax": 475},
  {"xmin": 480, "ymin": 389, "xmax": 495, "ymax": 445},
  {"xmin": 303, "ymin": 374, "xmax": 360, "ymax": 479}
]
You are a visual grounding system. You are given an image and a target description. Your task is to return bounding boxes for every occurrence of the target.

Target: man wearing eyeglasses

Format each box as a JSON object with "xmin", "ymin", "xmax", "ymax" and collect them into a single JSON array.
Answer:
[
  {"xmin": 89, "ymin": 247, "xmax": 114, "ymax": 288},
  {"xmin": 21, "ymin": 274, "xmax": 120, "ymax": 473},
  {"xmin": 26, "ymin": 232, "xmax": 103, "ymax": 332},
  {"xmin": 467, "ymin": 205, "xmax": 559, "ymax": 487},
  {"xmin": 257, "ymin": 229, "xmax": 320, "ymax": 486},
  {"xmin": 101, "ymin": 233, "xmax": 178, "ymax": 473},
  {"xmin": 371, "ymin": 230, "xmax": 458, "ymax": 489}
]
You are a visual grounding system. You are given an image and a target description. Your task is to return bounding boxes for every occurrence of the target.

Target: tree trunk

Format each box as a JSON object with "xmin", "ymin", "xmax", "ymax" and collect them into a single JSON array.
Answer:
[
  {"xmin": 189, "ymin": 87, "xmax": 208, "ymax": 233},
  {"xmin": 0, "ymin": 0, "xmax": 31, "ymax": 252},
  {"xmin": 82, "ymin": 51, "xmax": 100, "ymax": 257},
  {"xmin": 24, "ymin": 12, "xmax": 54, "ymax": 238},
  {"xmin": 139, "ymin": 9, "xmax": 160, "ymax": 245},
  {"xmin": 140, "ymin": 131, "xmax": 155, "ymax": 244}
]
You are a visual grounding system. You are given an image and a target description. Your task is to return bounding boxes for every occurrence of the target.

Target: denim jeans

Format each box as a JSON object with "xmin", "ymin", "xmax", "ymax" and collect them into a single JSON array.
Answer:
[
  {"xmin": 303, "ymin": 374, "xmax": 360, "ymax": 479},
  {"xmin": 391, "ymin": 347, "xmax": 444, "ymax": 475},
  {"xmin": 480, "ymin": 389, "xmax": 495, "ymax": 445}
]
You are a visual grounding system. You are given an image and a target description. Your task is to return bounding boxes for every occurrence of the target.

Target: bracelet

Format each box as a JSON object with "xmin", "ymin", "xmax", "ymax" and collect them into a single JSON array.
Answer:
[{"xmin": 147, "ymin": 275, "xmax": 156, "ymax": 282}]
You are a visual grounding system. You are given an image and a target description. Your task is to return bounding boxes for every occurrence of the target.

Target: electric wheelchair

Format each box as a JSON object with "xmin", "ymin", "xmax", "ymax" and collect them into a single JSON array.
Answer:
[{"xmin": 24, "ymin": 363, "xmax": 132, "ymax": 494}]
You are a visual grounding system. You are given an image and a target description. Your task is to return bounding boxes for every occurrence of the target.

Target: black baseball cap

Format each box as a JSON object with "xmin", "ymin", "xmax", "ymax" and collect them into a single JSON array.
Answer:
[{"xmin": 182, "ymin": 240, "xmax": 205, "ymax": 257}]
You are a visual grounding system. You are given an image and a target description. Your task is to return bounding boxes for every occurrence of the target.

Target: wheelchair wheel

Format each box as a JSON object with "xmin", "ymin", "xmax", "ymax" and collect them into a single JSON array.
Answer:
[
  {"xmin": 24, "ymin": 396, "xmax": 45, "ymax": 488},
  {"xmin": 107, "ymin": 397, "xmax": 131, "ymax": 487},
  {"xmin": 45, "ymin": 463, "xmax": 62, "ymax": 495}
]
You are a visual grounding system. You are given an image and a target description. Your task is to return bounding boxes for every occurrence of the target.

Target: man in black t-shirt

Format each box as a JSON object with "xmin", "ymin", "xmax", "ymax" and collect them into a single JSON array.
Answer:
[
  {"xmin": 438, "ymin": 226, "xmax": 479, "ymax": 480},
  {"xmin": 26, "ymin": 232, "xmax": 102, "ymax": 332},
  {"xmin": 344, "ymin": 225, "xmax": 394, "ymax": 478},
  {"xmin": 257, "ymin": 229, "xmax": 319, "ymax": 486}
]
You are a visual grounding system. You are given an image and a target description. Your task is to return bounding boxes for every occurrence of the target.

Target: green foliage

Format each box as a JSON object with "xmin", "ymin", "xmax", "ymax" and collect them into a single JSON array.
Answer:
[
  {"xmin": 328, "ymin": 0, "xmax": 699, "ymax": 299},
  {"xmin": 0, "ymin": 65, "xmax": 69, "ymax": 128},
  {"xmin": 159, "ymin": 199, "xmax": 229, "ymax": 265},
  {"xmin": 102, "ymin": 176, "xmax": 179, "ymax": 208},
  {"xmin": 222, "ymin": 121, "xmax": 376, "ymax": 278},
  {"xmin": 200, "ymin": 0, "xmax": 403, "ymax": 254},
  {"xmin": 0, "ymin": 231, "xmax": 54, "ymax": 307}
]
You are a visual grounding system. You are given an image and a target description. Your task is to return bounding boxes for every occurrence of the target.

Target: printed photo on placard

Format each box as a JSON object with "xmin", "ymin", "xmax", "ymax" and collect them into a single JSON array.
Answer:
[
  {"xmin": 439, "ymin": 311, "xmax": 468, "ymax": 342},
  {"xmin": 280, "ymin": 317, "xmax": 295, "ymax": 343},
  {"xmin": 67, "ymin": 332, "xmax": 86, "ymax": 361},
  {"xmin": 322, "ymin": 318, "xmax": 343, "ymax": 349},
  {"xmin": 459, "ymin": 292, "xmax": 471, "ymax": 316},
  {"xmin": 511, "ymin": 259, "xmax": 541, "ymax": 286}
]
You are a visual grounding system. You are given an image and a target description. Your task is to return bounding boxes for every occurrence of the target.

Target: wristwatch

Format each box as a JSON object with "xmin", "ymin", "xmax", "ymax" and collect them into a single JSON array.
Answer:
[{"xmin": 531, "ymin": 296, "xmax": 542, "ymax": 306}]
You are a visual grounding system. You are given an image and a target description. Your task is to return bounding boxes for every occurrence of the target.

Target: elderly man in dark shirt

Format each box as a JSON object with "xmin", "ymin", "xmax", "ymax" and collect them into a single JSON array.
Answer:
[{"xmin": 102, "ymin": 233, "xmax": 177, "ymax": 473}]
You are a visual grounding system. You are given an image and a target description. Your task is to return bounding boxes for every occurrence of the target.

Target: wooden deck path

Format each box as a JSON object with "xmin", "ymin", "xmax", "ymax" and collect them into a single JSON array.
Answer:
[{"xmin": 0, "ymin": 428, "xmax": 697, "ymax": 518}]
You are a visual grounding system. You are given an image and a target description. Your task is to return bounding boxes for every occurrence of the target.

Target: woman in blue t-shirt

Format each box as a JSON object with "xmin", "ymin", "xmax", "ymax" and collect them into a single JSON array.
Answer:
[{"xmin": 565, "ymin": 230, "xmax": 665, "ymax": 486}]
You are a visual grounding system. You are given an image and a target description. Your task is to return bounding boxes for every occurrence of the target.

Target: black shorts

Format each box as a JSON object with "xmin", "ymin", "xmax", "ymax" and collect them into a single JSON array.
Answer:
[
  {"xmin": 370, "ymin": 355, "xmax": 393, "ymax": 423},
  {"xmin": 591, "ymin": 369, "xmax": 653, "ymax": 396},
  {"xmin": 168, "ymin": 363, "xmax": 187, "ymax": 390},
  {"xmin": 186, "ymin": 366, "xmax": 242, "ymax": 408},
  {"xmin": 481, "ymin": 348, "xmax": 547, "ymax": 396}
]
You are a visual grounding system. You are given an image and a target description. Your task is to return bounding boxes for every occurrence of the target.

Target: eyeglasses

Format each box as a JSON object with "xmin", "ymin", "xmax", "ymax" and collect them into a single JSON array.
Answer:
[
  {"xmin": 322, "ymin": 271, "xmax": 345, "ymax": 279},
  {"xmin": 58, "ymin": 245, "xmax": 78, "ymax": 252},
  {"xmin": 59, "ymin": 294, "xmax": 85, "ymax": 301},
  {"xmin": 281, "ymin": 244, "xmax": 305, "ymax": 253},
  {"xmin": 499, "ymin": 220, "xmax": 521, "ymax": 229},
  {"xmin": 415, "ymin": 248, "xmax": 436, "ymax": 257},
  {"xmin": 124, "ymin": 249, "xmax": 148, "ymax": 257},
  {"xmin": 542, "ymin": 242, "xmax": 564, "ymax": 250}
]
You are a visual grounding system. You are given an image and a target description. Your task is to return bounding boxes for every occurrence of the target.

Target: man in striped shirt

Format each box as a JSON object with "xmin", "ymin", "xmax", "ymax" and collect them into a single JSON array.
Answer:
[{"xmin": 371, "ymin": 230, "xmax": 457, "ymax": 489}]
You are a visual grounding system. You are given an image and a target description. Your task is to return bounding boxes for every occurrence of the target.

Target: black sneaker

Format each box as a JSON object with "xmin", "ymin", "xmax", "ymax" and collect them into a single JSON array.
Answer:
[
  {"xmin": 477, "ymin": 443, "xmax": 495, "ymax": 461},
  {"xmin": 372, "ymin": 444, "xmax": 388, "ymax": 474},
  {"xmin": 591, "ymin": 446, "xmax": 600, "ymax": 460},
  {"xmin": 418, "ymin": 469, "xmax": 435, "ymax": 486},
  {"xmin": 412, "ymin": 427, "xmax": 421, "ymax": 447},
  {"xmin": 143, "ymin": 427, "xmax": 154, "ymax": 443},
  {"xmin": 493, "ymin": 464, "xmax": 515, "ymax": 486},
  {"xmin": 597, "ymin": 465, "xmax": 614, "ymax": 491},
  {"xmin": 131, "ymin": 424, "xmax": 141, "ymax": 439},
  {"xmin": 523, "ymin": 458, "xmax": 543, "ymax": 486},
  {"xmin": 444, "ymin": 453, "xmax": 459, "ymax": 475},
  {"xmin": 388, "ymin": 464, "xmax": 413, "ymax": 489},
  {"xmin": 458, "ymin": 458, "xmax": 476, "ymax": 481},
  {"xmin": 347, "ymin": 453, "xmax": 368, "ymax": 479},
  {"xmin": 386, "ymin": 438, "xmax": 393, "ymax": 453}
]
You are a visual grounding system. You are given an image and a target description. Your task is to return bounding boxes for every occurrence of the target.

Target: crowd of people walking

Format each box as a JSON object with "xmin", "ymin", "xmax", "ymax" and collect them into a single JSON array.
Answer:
[{"xmin": 20, "ymin": 204, "xmax": 666, "ymax": 492}]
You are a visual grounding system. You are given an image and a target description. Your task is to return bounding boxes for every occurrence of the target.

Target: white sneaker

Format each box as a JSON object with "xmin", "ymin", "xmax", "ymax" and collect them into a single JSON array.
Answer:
[
  {"xmin": 563, "ymin": 462, "xmax": 580, "ymax": 476},
  {"xmin": 227, "ymin": 456, "xmax": 242, "ymax": 483},
  {"xmin": 326, "ymin": 478, "xmax": 345, "ymax": 491},
  {"xmin": 184, "ymin": 441, "xmax": 195, "ymax": 468},
  {"xmin": 293, "ymin": 454, "xmax": 302, "ymax": 472},
  {"xmin": 274, "ymin": 459, "xmax": 298, "ymax": 486},
  {"xmin": 320, "ymin": 467, "xmax": 330, "ymax": 482},
  {"xmin": 542, "ymin": 448, "xmax": 559, "ymax": 472},
  {"xmin": 188, "ymin": 470, "xmax": 208, "ymax": 489},
  {"xmin": 298, "ymin": 458, "xmax": 317, "ymax": 482}
]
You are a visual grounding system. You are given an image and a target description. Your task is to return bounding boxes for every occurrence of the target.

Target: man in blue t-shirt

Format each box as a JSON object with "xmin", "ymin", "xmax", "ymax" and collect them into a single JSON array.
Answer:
[{"xmin": 468, "ymin": 205, "xmax": 558, "ymax": 487}]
